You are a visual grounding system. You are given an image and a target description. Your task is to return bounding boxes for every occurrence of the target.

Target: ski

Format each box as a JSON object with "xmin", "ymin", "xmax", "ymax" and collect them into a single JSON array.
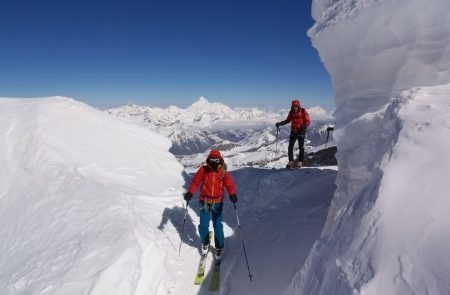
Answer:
[
  {"xmin": 194, "ymin": 231, "xmax": 212, "ymax": 285},
  {"xmin": 208, "ymin": 258, "xmax": 221, "ymax": 291},
  {"xmin": 194, "ymin": 252, "xmax": 209, "ymax": 285}
]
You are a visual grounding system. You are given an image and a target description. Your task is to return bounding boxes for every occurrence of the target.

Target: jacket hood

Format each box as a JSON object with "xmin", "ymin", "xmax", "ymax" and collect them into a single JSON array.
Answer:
[
  {"xmin": 206, "ymin": 149, "xmax": 223, "ymax": 161},
  {"xmin": 291, "ymin": 99, "xmax": 301, "ymax": 107}
]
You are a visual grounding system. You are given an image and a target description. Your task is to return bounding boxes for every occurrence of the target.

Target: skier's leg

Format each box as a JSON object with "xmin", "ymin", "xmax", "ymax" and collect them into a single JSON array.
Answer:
[
  {"xmin": 211, "ymin": 202, "xmax": 224, "ymax": 249},
  {"xmin": 198, "ymin": 201, "xmax": 211, "ymax": 245},
  {"xmin": 288, "ymin": 132, "xmax": 297, "ymax": 162},
  {"xmin": 298, "ymin": 132, "xmax": 305, "ymax": 162}
]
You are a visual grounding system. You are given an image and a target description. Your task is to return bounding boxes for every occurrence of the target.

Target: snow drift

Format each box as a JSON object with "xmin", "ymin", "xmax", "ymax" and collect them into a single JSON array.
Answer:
[
  {"xmin": 0, "ymin": 97, "xmax": 185, "ymax": 294},
  {"xmin": 311, "ymin": 0, "xmax": 450, "ymax": 124},
  {"xmin": 288, "ymin": 0, "xmax": 450, "ymax": 294}
]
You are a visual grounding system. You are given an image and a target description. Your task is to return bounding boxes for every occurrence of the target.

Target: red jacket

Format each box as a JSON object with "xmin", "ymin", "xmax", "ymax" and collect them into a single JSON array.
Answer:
[
  {"xmin": 188, "ymin": 150, "xmax": 237, "ymax": 203},
  {"xmin": 282, "ymin": 100, "xmax": 310, "ymax": 131}
]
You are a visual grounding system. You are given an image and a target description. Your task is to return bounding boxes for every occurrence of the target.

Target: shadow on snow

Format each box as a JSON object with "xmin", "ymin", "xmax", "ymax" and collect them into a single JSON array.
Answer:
[{"xmin": 158, "ymin": 167, "xmax": 337, "ymax": 294}]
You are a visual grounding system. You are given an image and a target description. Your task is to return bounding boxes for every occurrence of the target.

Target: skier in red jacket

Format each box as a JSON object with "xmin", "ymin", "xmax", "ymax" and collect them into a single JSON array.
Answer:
[
  {"xmin": 276, "ymin": 99, "xmax": 311, "ymax": 168},
  {"xmin": 183, "ymin": 149, "xmax": 237, "ymax": 260}
]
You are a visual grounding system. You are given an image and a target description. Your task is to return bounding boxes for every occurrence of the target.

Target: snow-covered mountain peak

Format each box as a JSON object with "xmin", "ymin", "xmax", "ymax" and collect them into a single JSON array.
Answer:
[
  {"xmin": 194, "ymin": 96, "xmax": 209, "ymax": 104},
  {"xmin": 307, "ymin": 106, "xmax": 332, "ymax": 119},
  {"xmin": 186, "ymin": 96, "xmax": 234, "ymax": 115}
]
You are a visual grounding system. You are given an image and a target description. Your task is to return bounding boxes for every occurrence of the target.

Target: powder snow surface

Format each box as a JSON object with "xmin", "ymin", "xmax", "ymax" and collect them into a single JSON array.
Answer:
[
  {"xmin": 0, "ymin": 97, "xmax": 186, "ymax": 294},
  {"xmin": 0, "ymin": 97, "xmax": 337, "ymax": 294}
]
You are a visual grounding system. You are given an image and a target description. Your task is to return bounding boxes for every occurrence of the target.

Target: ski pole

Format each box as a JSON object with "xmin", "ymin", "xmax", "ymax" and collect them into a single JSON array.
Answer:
[
  {"xmin": 275, "ymin": 126, "xmax": 280, "ymax": 156},
  {"xmin": 178, "ymin": 200, "xmax": 189, "ymax": 257},
  {"xmin": 325, "ymin": 125, "xmax": 334, "ymax": 149},
  {"xmin": 233, "ymin": 203, "xmax": 254, "ymax": 282},
  {"xmin": 272, "ymin": 126, "xmax": 280, "ymax": 164}
]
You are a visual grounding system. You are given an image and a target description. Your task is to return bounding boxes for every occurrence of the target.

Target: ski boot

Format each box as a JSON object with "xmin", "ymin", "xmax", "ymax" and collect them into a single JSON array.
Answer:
[
  {"xmin": 201, "ymin": 231, "xmax": 212, "ymax": 257},
  {"xmin": 286, "ymin": 161, "xmax": 294, "ymax": 169},
  {"xmin": 214, "ymin": 247, "xmax": 222, "ymax": 261},
  {"xmin": 201, "ymin": 243, "xmax": 209, "ymax": 256},
  {"xmin": 293, "ymin": 160, "xmax": 303, "ymax": 168}
]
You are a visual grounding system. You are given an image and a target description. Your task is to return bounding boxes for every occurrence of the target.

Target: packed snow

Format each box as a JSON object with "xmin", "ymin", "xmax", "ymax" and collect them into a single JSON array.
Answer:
[
  {"xmin": 289, "ymin": 0, "xmax": 450, "ymax": 294},
  {"xmin": 0, "ymin": 97, "xmax": 337, "ymax": 294}
]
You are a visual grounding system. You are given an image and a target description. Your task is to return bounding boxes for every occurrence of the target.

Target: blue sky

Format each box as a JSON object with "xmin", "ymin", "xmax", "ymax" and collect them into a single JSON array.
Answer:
[{"xmin": 0, "ymin": 0, "xmax": 333, "ymax": 110}]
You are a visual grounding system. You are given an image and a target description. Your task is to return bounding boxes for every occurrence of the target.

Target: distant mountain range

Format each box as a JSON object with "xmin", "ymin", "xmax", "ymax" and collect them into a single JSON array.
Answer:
[{"xmin": 107, "ymin": 97, "xmax": 336, "ymax": 170}]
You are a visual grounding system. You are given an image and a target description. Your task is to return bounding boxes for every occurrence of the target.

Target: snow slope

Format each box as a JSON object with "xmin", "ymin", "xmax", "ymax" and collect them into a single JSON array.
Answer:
[
  {"xmin": 289, "ymin": 0, "xmax": 450, "ymax": 294},
  {"xmin": 172, "ymin": 167, "xmax": 337, "ymax": 295},
  {"xmin": 0, "ymin": 97, "xmax": 187, "ymax": 294},
  {"xmin": 0, "ymin": 97, "xmax": 338, "ymax": 294}
]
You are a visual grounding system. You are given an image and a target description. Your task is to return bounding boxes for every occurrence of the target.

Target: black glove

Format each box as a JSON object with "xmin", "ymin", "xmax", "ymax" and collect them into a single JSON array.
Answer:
[
  {"xmin": 275, "ymin": 122, "xmax": 281, "ymax": 128},
  {"xmin": 184, "ymin": 191, "xmax": 193, "ymax": 202},
  {"xmin": 300, "ymin": 126, "xmax": 307, "ymax": 133},
  {"xmin": 229, "ymin": 194, "xmax": 238, "ymax": 203}
]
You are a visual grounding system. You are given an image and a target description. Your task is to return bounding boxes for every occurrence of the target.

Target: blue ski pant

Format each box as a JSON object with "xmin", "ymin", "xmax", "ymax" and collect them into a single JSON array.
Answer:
[{"xmin": 198, "ymin": 201, "xmax": 224, "ymax": 249}]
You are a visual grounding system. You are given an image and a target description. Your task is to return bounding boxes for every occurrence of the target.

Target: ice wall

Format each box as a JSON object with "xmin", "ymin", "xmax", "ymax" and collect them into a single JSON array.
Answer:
[
  {"xmin": 287, "ymin": 0, "xmax": 450, "ymax": 294},
  {"xmin": 310, "ymin": 0, "xmax": 450, "ymax": 124}
]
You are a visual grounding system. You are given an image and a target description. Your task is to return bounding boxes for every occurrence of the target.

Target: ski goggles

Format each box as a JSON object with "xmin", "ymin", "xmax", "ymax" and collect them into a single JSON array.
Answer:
[{"xmin": 209, "ymin": 158, "xmax": 221, "ymax": 163}]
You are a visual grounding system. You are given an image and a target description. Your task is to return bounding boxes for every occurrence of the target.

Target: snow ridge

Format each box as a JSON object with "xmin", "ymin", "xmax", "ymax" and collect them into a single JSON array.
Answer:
[{"xmin": 0, "ymin": 97, "xmax": 185, "ymax": 294}]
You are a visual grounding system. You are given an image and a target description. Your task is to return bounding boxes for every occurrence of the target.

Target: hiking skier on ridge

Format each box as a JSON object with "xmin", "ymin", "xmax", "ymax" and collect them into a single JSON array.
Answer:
[
  {"xmin": 276, "ymin": 99, "xmax": 311, "ymax": 168},
  {"xmin": 183, "ymin": 149, "xmax": 237, "ymax": 261}
]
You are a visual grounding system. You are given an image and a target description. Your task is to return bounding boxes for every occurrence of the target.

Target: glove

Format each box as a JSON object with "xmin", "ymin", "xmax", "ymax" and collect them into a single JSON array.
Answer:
[
  {"xmin": 229, "ymin": 194, "xmax": 238, "ymax": 203},
  {"xmin": 300, "ymin": 126, "xmax": 307, "ymax": 133},
  {"xmin": 184, "ymin": 191, "xmax": 193, "ymax": 202},
  {"xmin": 275, "ymin": 122, "xmax": 281, "ymax": 128}
]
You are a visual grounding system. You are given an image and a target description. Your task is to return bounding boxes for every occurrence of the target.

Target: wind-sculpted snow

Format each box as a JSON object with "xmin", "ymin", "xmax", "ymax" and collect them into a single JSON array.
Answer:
[
  {"xmin": 0, "ymin": 97, "xmax": 186, "ymax": 294},
  {"xmin": 310, "ymin": 0, "xmax": 450, "ymax": 124},
  {"xmin": 290, "ymin": 85, "xmax": 450, "ymax": 295},
  {"xmin": 290, "ymin": 0, "xmax": 450, "ymax": 293}
]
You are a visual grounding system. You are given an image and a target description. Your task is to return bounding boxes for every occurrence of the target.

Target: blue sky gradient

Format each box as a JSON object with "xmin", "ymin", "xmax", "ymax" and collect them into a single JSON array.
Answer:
[{"xmin": 0, "ymin": 0, "xmax": 333, "ymax": 110}]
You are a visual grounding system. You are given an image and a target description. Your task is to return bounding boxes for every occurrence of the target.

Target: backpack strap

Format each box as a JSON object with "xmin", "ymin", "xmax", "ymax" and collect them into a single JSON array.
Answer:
[
  {"xmin": 301, "ymin": 108, "xmax": 307, "ymax": 125},
  {"xmin": 220, "ymin": 162, "xmax": 227, "ymax": 188}
]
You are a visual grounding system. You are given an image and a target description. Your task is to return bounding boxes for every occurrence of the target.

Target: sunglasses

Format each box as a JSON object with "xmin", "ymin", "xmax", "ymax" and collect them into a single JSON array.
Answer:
[{"xmin": 209, "ymin": 158, "xmax": 221, "ymax": 163}]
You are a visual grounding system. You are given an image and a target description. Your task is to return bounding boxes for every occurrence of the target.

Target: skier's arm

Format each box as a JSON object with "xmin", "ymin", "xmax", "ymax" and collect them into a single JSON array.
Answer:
[
  {"xmin": 223, "ymin": 172, "xmax": 237, "ymax": 196},
  {"xmin": 276, "ymin": 112, "xmax": 291, "ymax": 127},
  {"xmin": 188, "ymin": 167, "xmax": 205, "ymax": 195},
  {"xmin": 281, "ymin": 112, "xmax": 292, "ymax": 125}
]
